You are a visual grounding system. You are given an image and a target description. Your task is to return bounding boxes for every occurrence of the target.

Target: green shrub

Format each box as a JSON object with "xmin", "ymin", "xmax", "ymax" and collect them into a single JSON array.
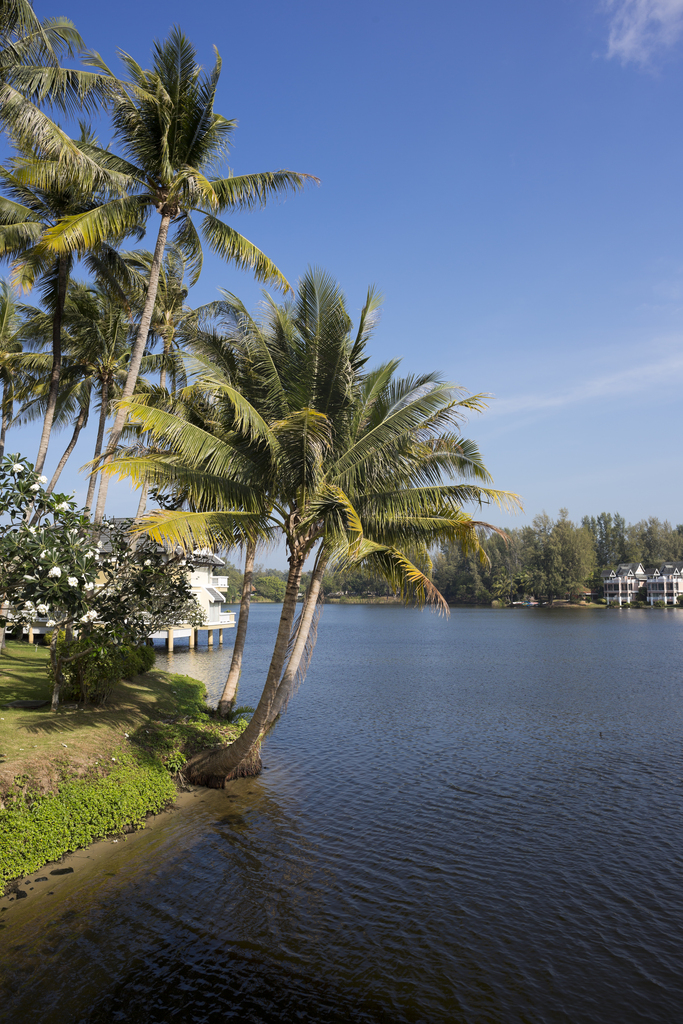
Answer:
[
  {"xmin": 0, "ymin": 751, "xmax": 175, "ymax": 889},
  {"xmin": 45, "ymin": 631, "xmax": 156, "ymax": 704}
]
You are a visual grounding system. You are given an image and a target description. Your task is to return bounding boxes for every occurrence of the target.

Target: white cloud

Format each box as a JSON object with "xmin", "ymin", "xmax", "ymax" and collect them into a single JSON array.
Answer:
[
  {"xmin": 604, "ymin": 0, "xmax": 683, "ymax": 64},
  {"xmin": 487, "ymin": 349, "xmax": 683, "ymax": 418}
]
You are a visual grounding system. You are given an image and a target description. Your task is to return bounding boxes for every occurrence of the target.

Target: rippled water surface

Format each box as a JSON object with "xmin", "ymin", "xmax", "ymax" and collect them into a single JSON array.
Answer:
[{"xmin": 2, "ymin": 605, "xmax": 683, "ymax": 1023}]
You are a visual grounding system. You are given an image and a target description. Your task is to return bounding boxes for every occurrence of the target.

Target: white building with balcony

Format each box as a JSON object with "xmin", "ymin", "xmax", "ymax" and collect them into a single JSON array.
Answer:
[
  {"xmin": 646, "ymin": 562, "xmax": 683, "ymax": 605},
  {"xmin": 601, "ymin": 563, "xmax": 647, "ymax": 605}
]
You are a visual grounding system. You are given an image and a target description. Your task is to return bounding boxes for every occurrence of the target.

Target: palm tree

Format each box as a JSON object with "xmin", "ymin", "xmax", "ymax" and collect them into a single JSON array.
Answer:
[
  {"xmin": 127, "ymin": 245, "xmax": 194, "ymax": 393},
  {"xmin": 15, "ymin": 282, "xmax": 137, "ymax": 502},
  {"xmin": 0, "ymin": 279, "xmax": 24, "ymax": 459},
  {"xmin": 104, "ymin": 270, "xmax": 519, "ymax": 786},
  {"xmin": 0, "ymin": 130, "xmax": 139, "ymax": 475},
  {"xmin": 0, "ymin": 1, "xmax": 116, "ymax": 171},
  {"xmin": 43, "ymin": 27, "xmax": 317, "ymax": 523}
]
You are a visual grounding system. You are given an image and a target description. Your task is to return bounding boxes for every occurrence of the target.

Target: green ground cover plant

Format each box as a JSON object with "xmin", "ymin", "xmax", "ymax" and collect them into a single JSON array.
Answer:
[
  {"xmin": 0, "ymin": 749, "xmax": 174, "ymax": 886},
  {"xmin": 0, "ymin": 643, "xmax": 245, "ymax": 888}
]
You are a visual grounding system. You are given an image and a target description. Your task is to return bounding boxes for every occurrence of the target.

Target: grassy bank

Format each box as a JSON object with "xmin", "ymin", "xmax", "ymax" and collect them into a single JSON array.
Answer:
[{"xmin": 0, "ymin": 642, "xmax": 242, "ymax": 890}]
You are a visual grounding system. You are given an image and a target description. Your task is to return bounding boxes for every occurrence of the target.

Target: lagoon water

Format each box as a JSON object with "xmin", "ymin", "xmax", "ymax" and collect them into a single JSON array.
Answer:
[{"xmin": 2, "ymin": 605, "xmax": 683, "ymax": 1023}]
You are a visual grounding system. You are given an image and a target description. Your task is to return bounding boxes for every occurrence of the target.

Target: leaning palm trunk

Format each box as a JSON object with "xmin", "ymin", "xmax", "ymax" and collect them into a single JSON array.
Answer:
[
  {"xmin": 267, "ymin": 551, "xmax": 328, "ymax": 726},
  {"xmin": 184, "ymin": 550, "xmax": 305, "ymax": 787},
  {"xmin": 134, "ymin": 480, "xmax": 148, "ymax": 519},
  {"xmin": 93, "ymin": 213, "xmax": 172, "ymax": 524},
  {"xmin": 0, "ymin": 380, "xmax": 11, "ymax": 459},
  {"xmin": 45, "ymin": 405, "xmax": 88, "ymax": 495},
  {"xmin": 218, "ymin": 540, "xmax": 256, "ymax": 715},
  {"xmin": 85, "ymin": 378, "xmax": 109, "ymax": 513},
  {"xmin": 34, "ymin": 255, "xmax": 68, "ymax": 474}
]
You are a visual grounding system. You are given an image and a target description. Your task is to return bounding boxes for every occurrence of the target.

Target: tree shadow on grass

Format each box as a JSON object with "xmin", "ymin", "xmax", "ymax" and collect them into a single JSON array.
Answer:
[{"xmin": 16, "ymin": 705, "xmax": 146, "ymax": 736}]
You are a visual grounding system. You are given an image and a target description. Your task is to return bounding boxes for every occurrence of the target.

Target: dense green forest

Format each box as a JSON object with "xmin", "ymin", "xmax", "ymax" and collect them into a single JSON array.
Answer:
[{"xmin": 227, "ymin": 511, "xmax": 683, "ymax": 606}]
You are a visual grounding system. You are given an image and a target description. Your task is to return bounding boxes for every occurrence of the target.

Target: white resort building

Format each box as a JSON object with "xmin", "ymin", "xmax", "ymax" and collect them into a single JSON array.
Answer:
[
  {"xmin": 601, "ymin": 563, "xmax": 647, "ymax": 605},
  {"xmin": 150, "ymin": 549, "xmax": 236, "ymax": 649},
  {"xmin": 602, "ymin": 561, "xmax": 683, "ymax": 605},
  {"xmin": 645, "ymin": 561, "xmax": 683, "ymax": 606}
]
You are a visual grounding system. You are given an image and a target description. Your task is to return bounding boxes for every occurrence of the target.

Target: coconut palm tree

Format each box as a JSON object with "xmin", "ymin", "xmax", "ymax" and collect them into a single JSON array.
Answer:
[
  {"xmin": 15, "ymin": 282, "xmax": 137, "ymax": 502},
  {"xmin": 103, "ymin": 270, "xmax": 519, "ymax": 786},
  {"xmin": 42, "ymin": 27, "xmax": 317, "ymax": 523},
  {"xmin": 0, "ymin": 0, "xmax": 116, "ymax": 170},
  {"xmin": 0, "ymin": 279, "xmax": 24, "ymax": 459},
  {"xmin": 0, "ymin": 129, "xmax": 141, "ymax": 475}
]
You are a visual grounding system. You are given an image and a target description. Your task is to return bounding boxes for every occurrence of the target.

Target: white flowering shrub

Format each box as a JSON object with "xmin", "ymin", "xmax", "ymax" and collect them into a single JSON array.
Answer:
[{"xmin": 0, "ymin": 454, "xmax": 205, "ymax": 709}]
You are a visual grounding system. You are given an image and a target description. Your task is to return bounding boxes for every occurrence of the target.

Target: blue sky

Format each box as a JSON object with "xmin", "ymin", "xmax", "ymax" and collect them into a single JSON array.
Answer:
[{"xmin": 8, "ymin": 0, "xmax": 683, "ymax": 554}]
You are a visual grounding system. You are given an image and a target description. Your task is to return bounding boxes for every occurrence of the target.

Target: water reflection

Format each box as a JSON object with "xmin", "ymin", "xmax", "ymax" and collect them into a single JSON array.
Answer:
[{"xmin": 2, "ymin": 606, "xmax": 683, "ymax": 1023}]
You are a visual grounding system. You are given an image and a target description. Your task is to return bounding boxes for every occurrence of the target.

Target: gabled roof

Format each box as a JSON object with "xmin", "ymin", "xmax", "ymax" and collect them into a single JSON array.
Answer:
[
  {"xmin": 653, "ymin": 560, "xmax": 683, "ymax": 577},
  {"xmin": 601, "ymin": 563, "xmax": 646, "ymax": 579}
]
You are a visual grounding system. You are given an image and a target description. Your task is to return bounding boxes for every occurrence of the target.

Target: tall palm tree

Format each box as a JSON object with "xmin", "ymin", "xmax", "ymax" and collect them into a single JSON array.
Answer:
[
  {"xmin": 43, "ymin": 27, "xmax": 317, "ymax": 523},
  {"xmin": 127, "ymin": 245, "xmax": 194, "ymax": 393},
  {"xmin": 105, "ymin": 270, "xmax": 519, "ymax": 785},
  {"xmin": 0, "ymin": 279, "xmax": 24, "ymax": 458},
  {"xmin": 15, "ymin": 282, "xmax": 136, "ymax": 501},
  {"xmin": 0, "ymin": 130, "xmax": 139, "ymax": 474}
]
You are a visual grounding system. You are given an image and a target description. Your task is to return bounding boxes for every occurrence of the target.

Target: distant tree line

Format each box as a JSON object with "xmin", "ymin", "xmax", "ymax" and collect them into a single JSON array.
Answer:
[
  {"xmin": 431, "ymin": 510, "xmax": 683, "ymax": 605},
  {"xmin": 225, "ymin": 512, "xmax": 683, "ymax": 607}
]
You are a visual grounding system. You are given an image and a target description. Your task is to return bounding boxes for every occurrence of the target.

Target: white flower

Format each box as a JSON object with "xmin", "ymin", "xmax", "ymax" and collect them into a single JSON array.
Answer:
[
  {"xmin": 97, "ymin": 541, "xmax": 103, "ymax": 549},
  {"xmin": 144, "ymin": 559, "xmax": 151, "ymax": 567},
  {"xmin": 47, "ymin": 566, "xmax": 61, "ymax": 578},
  {"xmin": 23, "ymin": 601, "xmax": 34, "ymax": 609},
  {"xmin": 40, "ymin": 550, "xmax": 48, "ymax": 559},
  {"xmin": 67, "ymin": 576, "xmax": 79, "ymax": 587},
  {"xmin": 28, "ymin": 526, "xmax": 37, "ymax": 535},
  {"xmin": 29, "ymin": 483, "xmax": 41, "ymax": 492},
  {"xmin": 79, "ymin": 613, "xmax": 90, "ymax": 624},
  {"xmin": 87, "ymin": 609, "xmax": 98, "ymax": 621},
  {"xmin": 84, "ymin": 581, "xmax": 95, "ymax": 591},
  {"xmin": 36, "ymin": 604, "xmax": 49, "ymax": 615},
  {"xmin": 38, "ymin": 475, "xmax": 47, "ymax": 484},
  {"xmin": 46, "ymin": 619, "xmax": 55, "ymax": 627},
  {"xmin": 86, "ymin": 550, "xmax": 94, "ymax": 558},
  {"xmin": 12, "ymin": 463, "xmax": 24, "ymax": 473}
]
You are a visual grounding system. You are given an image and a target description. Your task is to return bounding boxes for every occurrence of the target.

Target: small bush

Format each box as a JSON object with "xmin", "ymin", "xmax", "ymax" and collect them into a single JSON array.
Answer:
[{"xmin": 45, "ymin": 630, "xmax": 156, "ymax": 704}]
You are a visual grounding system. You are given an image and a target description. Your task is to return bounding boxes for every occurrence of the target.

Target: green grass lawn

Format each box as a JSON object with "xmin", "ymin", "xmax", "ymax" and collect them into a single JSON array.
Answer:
[{"xmin": 0, "ymin": 641, "xmax": 239, "ymax": 803}]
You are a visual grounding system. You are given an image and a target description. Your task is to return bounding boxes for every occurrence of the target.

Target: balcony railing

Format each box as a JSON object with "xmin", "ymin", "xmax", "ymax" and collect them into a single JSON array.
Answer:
[{"xmin": 211, "ymin": 576, "xmax": 229, "ymax": 587}]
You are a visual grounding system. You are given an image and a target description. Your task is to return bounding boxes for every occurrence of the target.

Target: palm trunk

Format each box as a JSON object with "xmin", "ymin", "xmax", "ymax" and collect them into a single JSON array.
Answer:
[
  {"xmin": 45, "ymin": 404, "xmax": 88, "ymax": 496},
  {"xmin": 85, "ymin": 378, "xmax": 109, "ymax": 514},
  {"xmin": 0, "ymin": 599, "xmax": 9, "ymax": 652},
  {"xmin": 35, "ymin": 255, "xmax": 68, "ymax": 475},
  {"xmin": 93, "ymin": 212, "xmax": 172, "ymax": 524},
  {"xmin": 134, "ymin": 481, "xmax": 148, "ymax": 519},
  {"xmin": 0, "ymin": 380, "xmax": 11, "ymax": 460},
  {"xmin": 129, "ymin": 479, "xmax": 148, "ymax": 551},
  {"xmin": 159, "ymin": 333, "xmax": 170, "ymax": 392},
  {"xmin": 184, "ymin": 547, "xmax": 305, "ymax": 786},
  {"xmin": 267, "ymin": 549, "xmax": 327, "ymax": 725},
  {"xmin": 218, "ymin": 540, "xmax": 256, "ymax": 715}
]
